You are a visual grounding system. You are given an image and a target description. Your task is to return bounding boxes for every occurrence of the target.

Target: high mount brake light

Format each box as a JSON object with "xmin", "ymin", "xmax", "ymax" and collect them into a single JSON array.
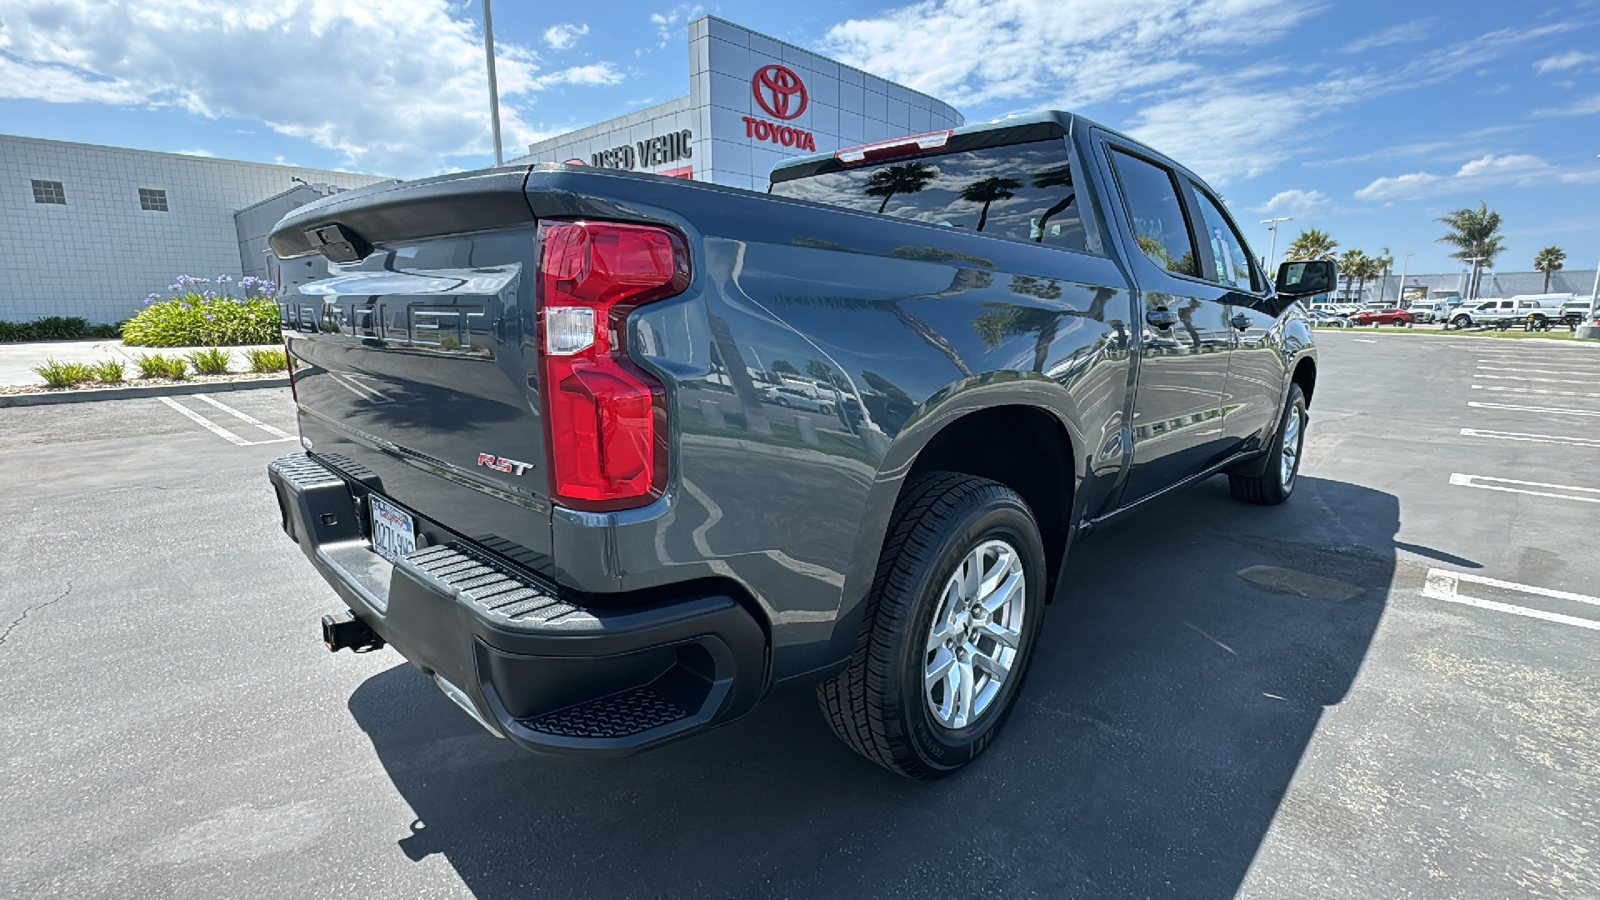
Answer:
[
  {"xmin": 834, "ymin": 130, "xmax": 954, "ymax": 166},
  {"xmin": 537, "ymin": 220, "xmax": 688, "ymax": 511}
]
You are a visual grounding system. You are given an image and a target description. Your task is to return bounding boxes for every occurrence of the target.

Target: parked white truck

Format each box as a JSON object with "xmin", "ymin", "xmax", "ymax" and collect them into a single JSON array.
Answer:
[{"xmin": 1448, "ymin": 295, "xmax": 1584, "ymax": 330}]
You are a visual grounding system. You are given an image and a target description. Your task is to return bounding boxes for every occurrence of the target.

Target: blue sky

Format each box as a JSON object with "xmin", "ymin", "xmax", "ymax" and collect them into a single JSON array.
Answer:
[{"xmin": 3, "ymin": 0, "xmax": 1597, "ymax": 275}]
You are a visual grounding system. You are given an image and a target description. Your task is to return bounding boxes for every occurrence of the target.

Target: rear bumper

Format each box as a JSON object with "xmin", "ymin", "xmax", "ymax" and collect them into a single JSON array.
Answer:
[{"xmin": 267, "ymin": 453, "xmax": 768, "ymax": 757}]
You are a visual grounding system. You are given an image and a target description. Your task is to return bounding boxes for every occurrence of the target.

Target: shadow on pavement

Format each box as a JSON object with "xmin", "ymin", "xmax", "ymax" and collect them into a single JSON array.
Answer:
[{"xmin": 348, "ymin": 475, "xmax": 1396, "ymax": 898}]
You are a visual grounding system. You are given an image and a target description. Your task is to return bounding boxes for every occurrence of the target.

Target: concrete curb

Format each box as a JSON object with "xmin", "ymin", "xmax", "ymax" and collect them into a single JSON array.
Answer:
[{"xmin": 0, "ymin": 376, "xmax": 289, "ymax": 408}]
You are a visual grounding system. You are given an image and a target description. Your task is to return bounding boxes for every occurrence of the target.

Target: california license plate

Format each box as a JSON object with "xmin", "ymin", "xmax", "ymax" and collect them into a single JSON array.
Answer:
[{"xmin": 368, "ymin": 495, "xmax": 416, "ymax": 564}]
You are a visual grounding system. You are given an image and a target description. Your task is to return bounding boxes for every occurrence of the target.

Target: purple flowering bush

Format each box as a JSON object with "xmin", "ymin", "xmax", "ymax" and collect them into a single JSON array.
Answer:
[{"xmin": 122, "ymin": 273, "xmax": 281, "ymax": 347}]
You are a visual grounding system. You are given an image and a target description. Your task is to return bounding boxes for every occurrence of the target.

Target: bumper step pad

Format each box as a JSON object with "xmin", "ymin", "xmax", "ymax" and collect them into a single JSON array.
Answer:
[
  {"xmin": 402, "ymin": 544, "xmax": 596, "ymax": 629},
  {"xmin": 528, "ymin": 687, "xmax": 691, "ymax": 739}
]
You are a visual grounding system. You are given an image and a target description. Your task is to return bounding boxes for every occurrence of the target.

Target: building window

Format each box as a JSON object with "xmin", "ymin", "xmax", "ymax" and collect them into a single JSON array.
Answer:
[
  {"xmin": 31, "ymin": 179, "xmax": 66, "ymax": 205},
  {"xmin": 139, "ymin": 188, "xmax": 169, "ymax": 212}
]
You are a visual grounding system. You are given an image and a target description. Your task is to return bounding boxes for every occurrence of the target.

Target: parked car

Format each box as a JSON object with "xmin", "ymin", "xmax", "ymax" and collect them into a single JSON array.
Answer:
[
  {"xmin": 1449, "ymin": 297, "xmax": 1566, "ymax": 330},
  {"xmin": 1308, "ymin": 309, "xmax": 1351, "ymax": 328},
  {"xmin": 1350, "ymin": 308, "xmax": 1413, "ymax": 326},
  {"xmin": 265, "ymin": 110, "xmax": 1323, "ymax": 779},
  {"xmin": 764, "ymin": 385, "xmax": 834, "ymax": 413},
  {"xmin": 1406, "ymin": 299, "xmax": 1450, "ymax": 324}
]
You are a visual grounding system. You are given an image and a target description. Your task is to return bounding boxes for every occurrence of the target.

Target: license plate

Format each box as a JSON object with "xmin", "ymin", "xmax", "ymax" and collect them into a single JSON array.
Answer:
[{"xmin": 368, "ymin": 495, "xmax": 417, "ymax": 564}]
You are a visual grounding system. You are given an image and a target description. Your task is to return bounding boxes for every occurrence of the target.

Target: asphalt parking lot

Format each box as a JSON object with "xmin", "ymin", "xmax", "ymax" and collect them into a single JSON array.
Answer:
[{"xmin": 2, "ymin": 332, "xmax": 1597, "ymax": 898}]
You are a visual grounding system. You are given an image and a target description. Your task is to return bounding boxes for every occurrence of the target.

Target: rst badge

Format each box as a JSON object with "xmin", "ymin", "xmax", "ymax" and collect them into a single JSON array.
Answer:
[{"xmin": 477, "ymin": 453, "xmax": 533, "ymax": 476}]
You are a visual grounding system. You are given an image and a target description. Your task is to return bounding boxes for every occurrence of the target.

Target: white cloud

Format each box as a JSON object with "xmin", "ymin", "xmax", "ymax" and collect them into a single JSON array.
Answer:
[
  {"xmin": 1124, "ymin": 91, "xmax": 1309, "ymax": 183},
  {"xmin": 542, "ymin": 24, "xmax": 589, "ymax": 51},
  {"xmin": 1533, "ymin": 93, "xmax": 1600, "ymax": 116},
  {"xmin": 650, "ymin": 6, "xmax": 703, "ymax": 49},
  {"xmin": 1355, "ymin": 153, "xmax": 1550, "ymax": 200},
  {"xmin": 0, "ymin": 0, "xmax": 623, "ymax": 176},
  {"xmin": 822, "ymin": 0, "xmax": 1311, "ymax": 110},
  {"xmin": 1534, "ymin": 51, "xmax": 1595, "ymax": 74},
  {"xmin": 1341, "ymin": 19, "xmax": 1434, "ymax": 54},
  {"xmin": 1253, "ymin": 189, "xmax": 1329, "ymax": 216},
  {"xmin": 175, "ymin": 148, "xmax": 216, "ymax": 157}
]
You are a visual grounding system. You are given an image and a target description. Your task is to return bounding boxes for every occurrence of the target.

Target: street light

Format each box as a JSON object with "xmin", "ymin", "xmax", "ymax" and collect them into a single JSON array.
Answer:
[
  {"xmin": 1260, "ymin": 216, "xmax": 1293, "ymax": 270},
  {"xmin": 481, "ymin": 0, "xmax": 504, "ymax": 167},
  {"xmin": 1395, "ymin": 252, "xmax": 1412, "ymax": 306}
]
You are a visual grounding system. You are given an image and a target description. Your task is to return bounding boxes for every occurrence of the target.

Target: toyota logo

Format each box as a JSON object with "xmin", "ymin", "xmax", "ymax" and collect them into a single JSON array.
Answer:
[{"xmin": 751, "ymin": 64, "xmax": 808, "ymax": 120}]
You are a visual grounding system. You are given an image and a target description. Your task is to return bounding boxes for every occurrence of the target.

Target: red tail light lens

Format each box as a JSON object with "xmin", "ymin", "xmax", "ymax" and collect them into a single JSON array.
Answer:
[{"xmin": 537, "ymin": 220, "xmax": 688, "ymax": 511}]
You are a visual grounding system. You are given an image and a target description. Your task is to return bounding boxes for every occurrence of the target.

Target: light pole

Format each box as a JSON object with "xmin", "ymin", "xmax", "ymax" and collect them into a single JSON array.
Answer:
[
  {"xmin": 481, "ymin": 0, "xmax": 504, "ymax": 167},
  {"xmin": 1260, "ymin": 217, "xmax": 1293, "ymax": 270},
  {"xmin": 1395, "ymin": 252, "xmax": 1412, "ymax": 306}
]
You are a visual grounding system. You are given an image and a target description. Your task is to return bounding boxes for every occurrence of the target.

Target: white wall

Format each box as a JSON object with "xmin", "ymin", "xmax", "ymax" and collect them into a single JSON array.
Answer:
[
  {"xmin": 521, "ymin": 16, "xmax": 965, "ymax": 191},
  {"xmin": 0, "ymin": 135, "xmax": 386, "ymax": 323}
]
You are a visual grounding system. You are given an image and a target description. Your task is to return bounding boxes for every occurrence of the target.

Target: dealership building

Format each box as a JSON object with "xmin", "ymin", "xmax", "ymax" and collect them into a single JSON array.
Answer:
[
  {"xmin": 517, "ymin": 16, "xmax": 965, "ymax": 192},
  {"xmin": 3, "ymin": 16, "xmax": 959, "ymax": 324}
]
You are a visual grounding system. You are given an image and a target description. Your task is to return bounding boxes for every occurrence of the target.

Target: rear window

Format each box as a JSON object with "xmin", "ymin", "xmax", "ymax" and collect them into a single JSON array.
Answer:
[{"xmin": 768, "ymin": 140, "xmax": 1090, "ymax": 253}]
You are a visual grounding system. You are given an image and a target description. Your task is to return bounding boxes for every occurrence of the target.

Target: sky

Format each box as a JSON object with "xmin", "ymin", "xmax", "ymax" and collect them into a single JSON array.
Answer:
[{"xmin": 2, "ymin": 0, "xmax": 1597, "ymax": 276}]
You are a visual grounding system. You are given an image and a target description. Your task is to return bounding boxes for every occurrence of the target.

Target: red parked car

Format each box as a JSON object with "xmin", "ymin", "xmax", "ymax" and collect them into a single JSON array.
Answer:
[{"xmin": 1350, "ymin": 308, "xmax": 1414, "ymax": 326}]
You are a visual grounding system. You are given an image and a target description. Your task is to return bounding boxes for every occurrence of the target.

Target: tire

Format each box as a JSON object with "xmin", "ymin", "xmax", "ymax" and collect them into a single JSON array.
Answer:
[
  {"xmin": 817, "ymin": 473, "xmax": 1046, "ymax": 779},
  {"xmin": 1228, "ymin": 383, "xmax": 1307, "ymax": 505},
  {"xmin": 1451, "ymin": 316, "xmax": 1471, "ymax": 329},
  {"xmin": 820, "ymin": 403, "xmax": 834, "ymax": 415}
]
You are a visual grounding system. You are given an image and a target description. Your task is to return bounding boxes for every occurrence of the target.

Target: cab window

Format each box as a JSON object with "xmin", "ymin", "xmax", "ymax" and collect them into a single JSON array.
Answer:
[
  {"xmin": 1108, "ymin": 149, "xmax": 1199, "ymax": 277},
  {"xmin": 1188, "ymin": 182, "xmax": 1258, "ymax": 291}
]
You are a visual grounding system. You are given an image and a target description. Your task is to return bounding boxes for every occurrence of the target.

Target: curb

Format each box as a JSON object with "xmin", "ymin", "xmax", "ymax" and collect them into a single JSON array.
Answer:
[{"xmin": 0, "ymin": 376, "xmax": 290, "ymax": 408}]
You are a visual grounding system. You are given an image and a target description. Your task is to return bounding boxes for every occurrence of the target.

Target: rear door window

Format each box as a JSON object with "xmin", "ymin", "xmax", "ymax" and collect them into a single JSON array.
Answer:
[
  {"xmin": 1107, "ymin": 149, "xmax": 1199, "ymax": 278},
  {"xmin": 768, "ymin": 140, "xmax": 1090, "ymax": 252}
]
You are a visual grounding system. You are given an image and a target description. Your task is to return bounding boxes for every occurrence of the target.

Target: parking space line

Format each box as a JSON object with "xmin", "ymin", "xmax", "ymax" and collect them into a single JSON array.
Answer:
[
  {"xmin": 1467, "ymin": 400, "xmax": 1600, "ymax": 417},
  {"xmin": 1449, "ymin": 472, "xmax": 1600, "ymax": 504},
  {"xmin": 158, "ymin": 396, "xmax": 250, "ymax": 446},
  {"xmin": 1423, "ymin": 569, "xmax": 1600, "ymax": 632},
  {"xmin": 1470, "ymin": 384, "xmax": 1600, "ymax": 398},
  {"xmin": 192, "ymin": 394, "xmax": 292, "ymax": 438},
  {"xmin": 1460, "ymin": 428, "xmax": 1600, "ymax": 449},
  {"xmin": 1474, "ymin": 371, "xmax": 1598, "ymax": 385}
]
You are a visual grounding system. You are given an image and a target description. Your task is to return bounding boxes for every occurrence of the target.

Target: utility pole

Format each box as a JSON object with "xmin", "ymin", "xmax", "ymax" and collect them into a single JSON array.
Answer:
[
  {"xmin": 1260, "ymin": 217, "xmax": 1293, "ymax": 271},
  {"xmin": 481, "ymin": 0, "xmax": 504, "ymax": 167}
]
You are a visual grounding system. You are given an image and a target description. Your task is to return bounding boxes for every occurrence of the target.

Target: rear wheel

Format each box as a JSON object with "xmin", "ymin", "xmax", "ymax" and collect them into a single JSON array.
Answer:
[
  {"xmin": 1229, "ymin": 383, "xmax": 1306, "ymax": 505},
  {"xmin": 817, "ymin": 473, "xmax": 1046, "ymax": 779}
]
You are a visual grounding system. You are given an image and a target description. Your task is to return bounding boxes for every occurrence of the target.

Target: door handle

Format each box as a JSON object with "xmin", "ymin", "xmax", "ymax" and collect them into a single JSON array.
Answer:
[
  {"xmin": 1145, "ymin": 308, "xmax": 1179, "ymax": 329},
  {"xmin": 1230, "ymin": 313, "xmax": 1251, "ymax": 331}
]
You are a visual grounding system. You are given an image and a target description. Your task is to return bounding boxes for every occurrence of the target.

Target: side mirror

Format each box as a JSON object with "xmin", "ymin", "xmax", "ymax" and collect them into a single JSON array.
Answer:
[{"xmin": 1276, "ymin": 260, "xmax": 1336, "ymax": 298}]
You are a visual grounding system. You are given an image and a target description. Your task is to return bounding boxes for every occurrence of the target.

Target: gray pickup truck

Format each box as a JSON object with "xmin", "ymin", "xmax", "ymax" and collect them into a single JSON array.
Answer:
[{"xmin": 266, "ymin": 111, "xmax": 1328, "ymax": 779}]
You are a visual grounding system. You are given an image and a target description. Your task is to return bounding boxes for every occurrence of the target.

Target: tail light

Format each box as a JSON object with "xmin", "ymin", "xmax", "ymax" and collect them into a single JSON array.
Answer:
[{"xmin": 537, "ymin": 220, "xmax": 688, "ymax": 511}]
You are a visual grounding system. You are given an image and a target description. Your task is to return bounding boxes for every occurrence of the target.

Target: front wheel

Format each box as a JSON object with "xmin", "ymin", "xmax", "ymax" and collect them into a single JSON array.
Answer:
[
  {"xmin": 1451, "ymin": 316, "xmax": 1471, "ymax": 329},
  {"xmin": 817, "ymin": 473, "xmax": 1046, "ymax": 779},
  {"xmin": 1229, "ymin": 383, "xmax": 1306, "ymax": 505}
]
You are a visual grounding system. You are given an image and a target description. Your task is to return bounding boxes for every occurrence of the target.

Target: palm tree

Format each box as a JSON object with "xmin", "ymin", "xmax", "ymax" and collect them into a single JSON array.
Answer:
[
  {"xmin": 959, "ymin": 176, "xmax": 1023, "ymax": 232},
  {"xmin": 1354, "ymin": 255, "xmax": 1382, "ymax": 304},
  {"xmin": 1533, "ymin": 245, "xmax": 1566, "ymax": 293},
  {"xmin": 1338, "ymin": 249, "xmax": 1368, "ymax": 302},
  {"xmin": 862, "ymin": 162, "xmax": 937, "ymax": 214},
  {"xmin": 1286, "ymin": 228, "xmax": 1339, "ymax": 261},
  {"xmin": 1437, "ymin": 203, "xmax": 1504, "ymax": 302},
  {"xmin": 1372, "ymin": 247, "xmax": 1394, "ymax": 304},
  {"xmin": 1029, "ymin": 163, "xmax": 1075, "ymax": 243}
]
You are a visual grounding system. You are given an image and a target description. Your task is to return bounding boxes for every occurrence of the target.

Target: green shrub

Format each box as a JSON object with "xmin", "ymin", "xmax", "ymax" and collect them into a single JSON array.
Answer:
[
  {"xmin": 0, "ymin": 316, "xmax": 116, "ymax": 342},
  {"xmin": 33, "ymin": 358, "xmax": 94, "ymax": 387},
  {"xmin": 89, "ymin": 360, "xmax": 125, "ymax": 383},
  {"xmin": 122, "ymin": 297, "xmax": 281, "ymax": 347},
  {"xmin": 243, "ymin": 347, "xmax": 288, "ymax": 373},
  {"xmin": 134, "ymin": 353, "xmax": 188, "ymax": 380},
  {"xmin": 185, "ymin": 347, "xmax": 232, "ymax": 375}
]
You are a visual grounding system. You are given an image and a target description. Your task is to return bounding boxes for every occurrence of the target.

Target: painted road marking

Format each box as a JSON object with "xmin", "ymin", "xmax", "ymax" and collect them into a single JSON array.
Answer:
[
  {"xmin": 1467, "ymin": 401, "xmax": 1600, "ymax": 418},
  {"xmin": 1449, "ymin": 473, "xmax": 1600, "ymax": 504},
  {"xmin": 192, "ymin": 394, "xmax": 293, "ymax": 438},
  {"xmin": 1423, "ymin": 569, "xmax": 1600, "ymax": 632},
  {"xmin": 1470, "ymin": 384, "xmax": 1600, "ymax": 398},
  {"xmin": 1476, "ymin": 359, "xmax": 1600, "ymax": 370},
  {"xmin": 1474, "ymin": 371, "xmax": 1600, "ymax": 385},
  {"xmin": 1352, "ymin": 339, "xmax": 1377, "ymax": 343},
  {"xmin": 1460, "ymin": 428, "xmax": 1600, "ymax": 449},
  {"xmin": 158, "ymin": 396, "xmax": 294, "ymax": 447}
]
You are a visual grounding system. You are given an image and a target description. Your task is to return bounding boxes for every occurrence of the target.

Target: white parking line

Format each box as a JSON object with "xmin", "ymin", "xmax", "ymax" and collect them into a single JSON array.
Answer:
[
  {"xmin": 158, "ymin": 396, "xmax": 294, "ymax": 446},
  {"xmin": 1423, "ymin": 569, "xmax": 1600, "ymax": 632},
  {"xmin": 1470, "ymin": 384, "xmax": 1600, "ymax": 398},
  {"xmin": 1474, "ymin": 370, "xmax": 1599, "ymax": 385},
  {"xmin": 1460, "ymin": 428, "xmax": 1600, "ymax": 449},
  {"xmin": 1467, "ymin": 400, "xmax": 1600, "ymax": 418},
  {"xmin": 192, "ymin": 394, "xmax": 293, "ymax": 438},
  {"xmin": 1352, "ymin": 339, "xmax": 1377, "ymax": 343},
  {"xmin": 1449, "ymin": 472, "xmax": 1600, "ymax": 504}
]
